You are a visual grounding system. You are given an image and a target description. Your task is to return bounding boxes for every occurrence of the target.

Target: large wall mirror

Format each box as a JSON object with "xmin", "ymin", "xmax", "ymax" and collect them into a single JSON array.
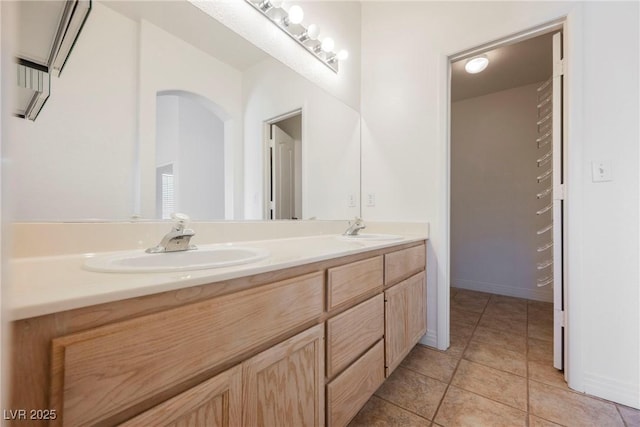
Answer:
[{"xmin": 9, "ymin": 0, "xmax": 361, "ymax": 221}]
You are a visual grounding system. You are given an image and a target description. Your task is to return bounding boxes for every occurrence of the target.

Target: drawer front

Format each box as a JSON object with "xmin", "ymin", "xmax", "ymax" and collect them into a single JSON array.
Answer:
[
  {"xmin": 385, "ymin": 244, "xmax": 426, "ymax": 285},
  {"xmin": 326, "ymin": 340, "xmax": 385, "ymax": 427},
  {"xmin": 51, "ymin": 272, "xmax": 324, "ymax": 426},
  {"xmin": 326, "ymin": 294, "xmax": 384, "ymax": 378},
  {"xmin": 327, "ymin": 256, "xmax": 383, "ymax": 310}
]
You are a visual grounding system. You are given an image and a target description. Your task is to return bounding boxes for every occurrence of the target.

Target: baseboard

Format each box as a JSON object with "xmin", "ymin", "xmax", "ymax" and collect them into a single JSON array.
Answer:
[
  {"xmin": 583, "ymin": 373, "xmax": 640, "ymax": 409},
  {"xmin": 419, "ymin": 328, "xmax": 438, "ymax": 348},
  {"xmin": 452, "ymin": 278, "xmax": 553, "ymax": 302}
]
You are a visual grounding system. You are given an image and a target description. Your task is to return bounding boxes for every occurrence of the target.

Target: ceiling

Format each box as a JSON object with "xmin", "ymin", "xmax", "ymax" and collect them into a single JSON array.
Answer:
[
  {"xmin": 102, "ymin": 1, "xmax": 269, "ymax": 71},
  {"xmin": 451, "ymin": 32, "xmax": 554, "ymax": 102}
]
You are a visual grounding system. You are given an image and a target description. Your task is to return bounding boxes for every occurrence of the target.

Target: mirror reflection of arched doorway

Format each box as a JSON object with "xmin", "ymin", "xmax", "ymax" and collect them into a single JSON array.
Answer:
[{"xmin": 155, "ymin": 90, "xmax": 229, "ymax": 220}]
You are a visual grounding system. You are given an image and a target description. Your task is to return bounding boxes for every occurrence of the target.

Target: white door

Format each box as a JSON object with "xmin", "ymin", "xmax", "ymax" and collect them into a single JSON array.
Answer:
[
  {"xmin": 271, "ymin": 125, "xmax": 295, "ymax": 219},
  {"xmin": 551, "ymin": 31, "xmax": 565, "ymax": 372}
]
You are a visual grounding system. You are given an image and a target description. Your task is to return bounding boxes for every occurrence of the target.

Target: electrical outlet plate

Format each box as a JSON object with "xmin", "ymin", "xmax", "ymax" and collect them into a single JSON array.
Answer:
[
  {"xmin": 347, "ymin": 194, "xmax": 356, "ymax": 207},
  {"xmin": 366, "ymin": 193, "xmax": 376, "ymax": 207}
]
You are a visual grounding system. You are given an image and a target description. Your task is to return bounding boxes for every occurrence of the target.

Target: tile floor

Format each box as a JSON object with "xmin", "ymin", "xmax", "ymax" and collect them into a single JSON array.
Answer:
[{"xmin": 349, "ymin": 288, "xmax": 640, "ymax": 427}]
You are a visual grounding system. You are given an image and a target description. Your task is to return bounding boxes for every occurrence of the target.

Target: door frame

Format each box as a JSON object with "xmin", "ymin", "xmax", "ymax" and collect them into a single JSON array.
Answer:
[
  {"xmin": 262, "ymin": 108, "xmax": 303, "ymax": 219},
  {"xmin": 445, "ymin": 18, "xmax": 570, "ymax": 373}
]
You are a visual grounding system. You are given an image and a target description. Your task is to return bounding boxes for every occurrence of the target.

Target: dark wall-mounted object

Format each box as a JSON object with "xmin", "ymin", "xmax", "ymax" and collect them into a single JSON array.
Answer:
[
  {"xmin": 15, "ymin": 58, "xmax": 50, "ymax": 121},
  {"xmin": 14, "ymin": 0, "xmax": 91, "ymax": 121}
]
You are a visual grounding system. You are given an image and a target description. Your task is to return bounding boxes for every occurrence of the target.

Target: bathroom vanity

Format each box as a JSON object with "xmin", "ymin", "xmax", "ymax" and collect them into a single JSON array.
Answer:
[{"xmin": 8, "ymin": 234, "xmax": 427, "ymax": 426}]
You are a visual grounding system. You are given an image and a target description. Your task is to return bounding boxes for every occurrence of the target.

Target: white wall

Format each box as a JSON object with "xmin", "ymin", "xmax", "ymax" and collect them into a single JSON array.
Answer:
[
  {"xmin": 9, "ymin": 3, "xmax": 138, "ymax": 220},
  {"xmin": 191, "ymin": 0, "xmax": 361, "ymax": 111},
  {"xmin": 243, "ymin": 58, "xmax": 360, "ymax": 220},
  {"xmin": 361, "ymin": 1, "xmax": 639, "ymax": 408},
  {"xmin": 138, "ymin": 20, "xmax": 243, "ymax": 220},
  {"xmin": 177, "ymin": 95, "xmax": 225, "ymax": 220},
  {"xmin": 156, "ymin": 94, "xmax": 226, "ymax": 220},
  {"xmin": 451, "ymin": 83, "xmax": 553, "ymax": 302}
]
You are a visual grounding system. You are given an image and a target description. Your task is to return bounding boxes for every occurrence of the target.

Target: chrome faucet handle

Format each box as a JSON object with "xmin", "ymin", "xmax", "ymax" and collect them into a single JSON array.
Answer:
[{"xmin": 343, "ymin": 217, "xmax": 366, "ymax": 236}]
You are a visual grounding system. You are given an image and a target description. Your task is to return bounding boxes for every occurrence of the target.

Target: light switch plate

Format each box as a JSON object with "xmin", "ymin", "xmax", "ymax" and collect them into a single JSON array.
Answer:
[
  {"xmin": 347, "ymin": 193, "xmax": 356, "ymax": 207},
  {"xmin": 591, "ymin": 160, "xmax": 613, "ymax": 182}
]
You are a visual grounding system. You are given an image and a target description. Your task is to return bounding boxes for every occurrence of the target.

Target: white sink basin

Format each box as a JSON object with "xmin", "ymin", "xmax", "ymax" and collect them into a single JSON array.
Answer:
[
  {"xmin": 84, "ymin": 246, "xmax": 269, "ymax": 273},
  {"xmin": 338, "ymin": 233, "xmax": 404, "ymax": 241}
]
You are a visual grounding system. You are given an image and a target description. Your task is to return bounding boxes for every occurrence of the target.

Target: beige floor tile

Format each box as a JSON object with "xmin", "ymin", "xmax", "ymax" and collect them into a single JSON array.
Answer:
[
  {"xmin": 617, "ymin": 404, "xmax": 640, "ymax": 426},
  {"xmin": 349, "ymin": 395, "xmax": 431, "ymax": 426},
  {"xmin": 434, "ymin": 386, "xmax": 527, "ymax": 427},
  {"xmin": 529, "ymin": 380, "xmax": 625, "ymax": 426},
  {"xmin": 529, "ymin": 415, "xmax": 563, "ymax": 426},
  {"xmin": 443, "ymin": 333, "xmax": 468, "ymax": 359},
  {"xmin": 451, "ymin": 293, "xmax": 489, "ymax": 314},
  {"xmin": 463, "ymin": 340, "xmax": 526, "ymax": 377},
  {"xmin": 455, "ymin": 289, "xmax": 493, "ymax": 299},
  {"xmin": 528, "ymin": 361, "xmax": 567, "ymax": 389},
  {"xmin": 528, "ymin": 300, "xmax": 553, "ymax": 312},
  {"xmin": 401, "ymin": 345, "xmax": 459, "ymax": 383},
  {"xmin": 375, "ymin": 367, "xmax": 447, "ymax": 420},
  {"xmin": 486, "ymin": 295, "xmax": 528, "ymax": 314},
  {"xmin": 528, "ymin": 338, "xmax": 554, "ymax": 363},
  {"xmin": 471, "ymin": 325, "xmax": 526, "ymax": 354},
  {"xmin": 478, "ymin": 312, "xmax": 527, "ymax": 335},
  {"xmin": 528, "ymin": 322, "xmax": 553, "ymax": 342},
  {"xmin": 484, "ymin": 305, "xmax": 527, "ymax": 322},
  {"xmin": 451, "ymin": 360, "xmax": 527, "ymax": 410},
  {"xmin": 450, "ymin": 321, "xmax": 475, "ymax": 340},
  {"xmin": 451, "ymin": 307, "xmax": 482, "ymax": 327}
]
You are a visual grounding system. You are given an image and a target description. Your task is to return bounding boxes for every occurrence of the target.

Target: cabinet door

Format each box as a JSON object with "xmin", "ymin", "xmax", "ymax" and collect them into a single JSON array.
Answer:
[
  {"xmin": 384, "ymin": 272, "xmax": 427, "ymax": 376},
  {"xmin": 384, "ymin": 281, "xmax": 409, "ymax": 376},
  {"xmin": 119, "ymin": 365, "xmax": 242, "ymax": 427},
  {"xmin": 242, "ymin": 324, "xmax": 324, "ymax": 427}
]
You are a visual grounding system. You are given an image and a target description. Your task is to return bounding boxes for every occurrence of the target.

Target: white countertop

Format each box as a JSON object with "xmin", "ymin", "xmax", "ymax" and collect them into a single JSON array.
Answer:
[{"xmin": 7, "ymin": 233, "xmax": 427, "ymax": 321}]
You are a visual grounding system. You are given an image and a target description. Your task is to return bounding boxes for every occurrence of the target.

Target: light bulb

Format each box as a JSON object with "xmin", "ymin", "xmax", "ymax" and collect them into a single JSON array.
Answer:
[
  {"xmin": 288, "ymin": 5, "xmax": 304, "ymax": 24},
  {"xmin": 465, "ymin": 55, "xmax": 489, "ymax": 74},
  {"xmin": 307, "ymin": 24, "xmax": 320, "ymax": 39},
  {"xmin": 337, "ymin": 49, "xmax": 349, "ymax": 61},
  {"xmin": 321, "ymin": 37, "xmax": 335, "ymax": 53}
]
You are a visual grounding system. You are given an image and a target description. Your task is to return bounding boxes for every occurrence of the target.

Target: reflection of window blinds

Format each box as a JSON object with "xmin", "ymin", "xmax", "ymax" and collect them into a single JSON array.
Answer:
[{"xmin": 161, "ymin": 174, "xmax": 175, "ymax": 220}]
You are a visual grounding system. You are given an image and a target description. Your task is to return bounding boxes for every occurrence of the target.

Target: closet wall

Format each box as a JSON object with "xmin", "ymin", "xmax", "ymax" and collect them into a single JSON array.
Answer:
[{"xmin": 451, "ymin": 81, "xmax": 553, "ymax": 302}]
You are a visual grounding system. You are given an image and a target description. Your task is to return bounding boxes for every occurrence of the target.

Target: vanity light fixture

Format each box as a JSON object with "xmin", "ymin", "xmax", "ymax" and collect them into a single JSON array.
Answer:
[
  {"xmin": 465, "ymin": 55, "xmax": 489, "ymax": 74},
  {"xmin": 245, "ymin": 0, "xmax": 348, "ymax": 73}
]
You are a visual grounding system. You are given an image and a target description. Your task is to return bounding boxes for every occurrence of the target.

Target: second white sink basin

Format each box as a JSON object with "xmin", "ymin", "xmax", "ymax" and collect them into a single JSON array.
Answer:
[
  {"xmin": 338, "ymin": 233, "xmax": 404, "ymax": 241},
  {"xmin": 84, "ymin": 245, "xmax": 269, "ymax": 273}
]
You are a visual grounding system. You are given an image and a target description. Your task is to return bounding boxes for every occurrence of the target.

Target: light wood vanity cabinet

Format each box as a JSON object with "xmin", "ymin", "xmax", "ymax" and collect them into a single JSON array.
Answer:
[
  {"xmin": 243, "ymin": 324, "xmax": 325, "ymax": 427},
  {"xmin": 384, "ymin": 271, "xmax": 427, "ymax": 376},
  {"xmin": 9, "ymin": 240, "xmax": 426, "ymax": 427},
  {"xmin": 119, "ymin": 365, "xmax": 242, "ymax": 427}
]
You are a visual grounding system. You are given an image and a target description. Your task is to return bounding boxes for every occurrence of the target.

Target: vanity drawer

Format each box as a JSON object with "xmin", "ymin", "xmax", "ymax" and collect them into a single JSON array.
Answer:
[
  {"xmin": 327, "ymin": 256, "xmax": 384, "ymax": 310},
  {"xmin": 326, "ymin": 340, "xmax": 385, "ymax": 427},
  {"xmin": 385, "ymin": 244, "xmax": 426, "ymax": 285},
  {"xmin": 326, "ymin": 294, "xmax": 384, "ymax": 378},
  {"xmin": 50, "ymin": 272, "xmax": 324, "ymax": 426}
]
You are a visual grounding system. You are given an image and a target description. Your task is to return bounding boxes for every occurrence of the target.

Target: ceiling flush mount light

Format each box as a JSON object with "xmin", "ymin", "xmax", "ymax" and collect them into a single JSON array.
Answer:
[
  {"xmin": 245, "ymin": 0, "xmax": 348, "ymax": 73},
  {"xmin": 465, "ymin": 55, "xmax": 489, "ymax": 74}
]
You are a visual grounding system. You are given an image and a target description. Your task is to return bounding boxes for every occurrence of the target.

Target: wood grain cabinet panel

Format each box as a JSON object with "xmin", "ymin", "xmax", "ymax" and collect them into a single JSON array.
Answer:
[
  {"xmin": 326, "ymin": 340, "xmax": 385, "ymax": 427},
  {"xmin": 384, "ymin": 272, "xmax": 427, "ymax": 377},
  {"xmin": 384, "ymin": 244, "xmax": 426, "ymax": 285},
  {"xmin": 326, "ymin": 294, "xmax": 384, "ymax": 378},
  {"xmin": 119, "ymin": 365, "xmax": 242, "ymax": 427},
  {"xmin": 242, "ymin": 324, "xmax": 324, "ymax": 427},
  {"xmin": 51, "ymin": 272, "xmax": 323, "ymax": 426},
  {"xmin": 327, "ymin": 256, "xmax": 383, "ymax": 310}
]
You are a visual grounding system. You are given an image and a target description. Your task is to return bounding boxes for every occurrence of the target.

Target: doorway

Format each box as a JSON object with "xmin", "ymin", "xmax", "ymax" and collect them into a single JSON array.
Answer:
[
  {"xmin": 263, "ymin": 110, "xmax": 303, "ymax": 220},
  {"xmin": 449, "ymin": 24, "xmax": 567, "ymax": 374}
]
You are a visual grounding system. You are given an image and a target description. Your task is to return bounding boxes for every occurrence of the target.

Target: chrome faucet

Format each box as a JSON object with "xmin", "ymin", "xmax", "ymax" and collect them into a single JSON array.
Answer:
[
  {"xmin": 146, "ymin": 213, "xmax": 197, "ymax": 253},
  {"xmin": 343, "ymin": 217, "xmax": 366, "ymax": 236}
]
